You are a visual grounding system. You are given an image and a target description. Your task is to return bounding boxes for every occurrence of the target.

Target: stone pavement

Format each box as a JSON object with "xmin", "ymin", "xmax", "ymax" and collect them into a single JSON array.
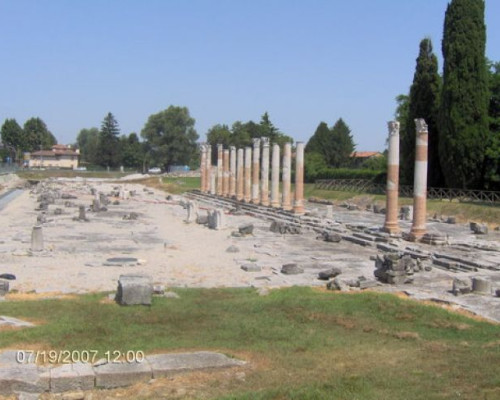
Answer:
[{"xmin": 0, "ymin": 350, "xmax": 245, "ymax": 397}]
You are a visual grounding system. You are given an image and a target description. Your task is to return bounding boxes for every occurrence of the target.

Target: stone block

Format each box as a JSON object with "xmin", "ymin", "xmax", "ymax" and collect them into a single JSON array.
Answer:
[
  {"xmin": 116, "ymin": 274, "xmax": 153, "ymax": 306},
  {"xmin": 93, "ymin": 361, "xmax": 152, "ymax": 389},
  {"xmin": 472, "ymin": 277, "xmax": 492, "ymax": 295},
  {"xmin": 241, "ymin": 264, "xmax": 261, "ymax": 272},
  {"xmin": 145, "ymin": 352, "xmax": 245, "ymax": 379},
  {"xmin": 470, "ymin": 222, "xmax": 488, "ymax": 235},
  {"xmin": 238, "ymin": 223, "xmax": 254, "ymax": 235},
  {"xmin": 226, "ymin": 245, "xmax": 240, "ymax": 253},
  {"xmin": 318, "ymin": 267, "xmax": 342, "ymax": 280},
  {"xmin": 0, "ymin": 365, "xmax": 49, "ymax": 395},
  {"xmin": 0, "ymin": 280, "xmax": 9, "ymax": 296},
  {"xmin": 320, "ymin": 231, "xmax": 342, "ymax": 243},
  {"xmin": 280, "ymin": 263, "xmax": 303, "ymax": 275},
  {"xmin": 452, "ymin": 277, "xmax": 472, "ymax": 296},
  {"xmin": 45, "ymin": 362, "xmax": 95, "ymax": 392}
]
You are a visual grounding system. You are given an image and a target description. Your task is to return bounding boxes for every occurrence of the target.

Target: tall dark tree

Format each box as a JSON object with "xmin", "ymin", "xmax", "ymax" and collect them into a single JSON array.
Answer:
[
  {"xmin": 141, "ymin": 106, "xmax": 198, "ymax": 169},
  {"xmin": 1, "ymin": 119, "xmax": 24, "ymax": 159},
  {"xmin": 305, "ymin": 121, "xmax": 331, "ymax": 164},
  {"xmin": 484, "ymin": 60, "xmax": 500, "ymax": 189},
  {"xmin": 258, "ymin": 112, "xmax": 293, "ymax": 147},
  {"xmin": 23, "ymin": 117, "xmax": 57, "ymax": 152},
  {"xmin": 330, "ymin": 118, "xmax": 355, "ymax": 167},
  {"xmin": 439, "ymin": 0, "xmax": 489, "ymax": 188},
  {"xmin": 402, "ymin": 38, "xmax": 443, "ymax": 187},
  {"xmin": 305, "ymin": 119, "xmax": 355, "ymax": 168},
  {"xmin": 97, "ymin": 112, "xmax": 120, "ymax": 168},
  {"xmin": 76, "ymin": 127, "xmax": 100, "ymax": 165}
]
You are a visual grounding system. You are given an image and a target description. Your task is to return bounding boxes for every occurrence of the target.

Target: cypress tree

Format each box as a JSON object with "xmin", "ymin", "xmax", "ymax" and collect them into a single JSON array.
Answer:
[
  {"xmin": 98, "ymin": 112, "xmax": 120, "ymax": 168},
  {"xmin": 439, "ymin": 0, "xmax": 489, "ymax": 189},
  {"xmin": 401, "ymin": 38, "xmax": 443, "ymax": 187}
]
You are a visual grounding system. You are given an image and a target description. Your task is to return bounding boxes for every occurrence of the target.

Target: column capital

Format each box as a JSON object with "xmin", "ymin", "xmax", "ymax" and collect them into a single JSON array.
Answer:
[
  {"xmin": 387, "ymin": 121, "xmax": 400, "ymax": 136},
  {"xmin": 261, "ymin": 137, "xmax": 269, "ymax": 146},
  {"xmin": 252, "ymin": 138, "xmax": 261, "ymax": 147},
  {"xmin": 415, "ymin": 118, "xmax": 428, "ymax": 134}
]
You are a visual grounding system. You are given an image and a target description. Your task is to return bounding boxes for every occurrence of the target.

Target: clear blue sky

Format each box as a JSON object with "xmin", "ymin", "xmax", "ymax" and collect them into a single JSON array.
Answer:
[{"xmin": 1, "ymin": 0, "xmax": 499, "ymax": 152}]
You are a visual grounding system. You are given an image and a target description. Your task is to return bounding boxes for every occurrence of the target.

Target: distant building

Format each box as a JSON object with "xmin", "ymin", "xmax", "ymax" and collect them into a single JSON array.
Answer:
[
  {"xmin": 28, "ymin": 144, "xmax": 80, "ymax": 169},
  {"xmin": 351, "ymin": 151, "xmax": 383, "ymax": 167}
]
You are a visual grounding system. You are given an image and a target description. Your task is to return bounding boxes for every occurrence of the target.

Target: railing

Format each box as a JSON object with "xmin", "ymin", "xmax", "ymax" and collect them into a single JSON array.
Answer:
[
  {"xmin": 0, "ymin": 164, "xmax": 20, "ymax": 175},
  {"xmin": 314, "ymin": 179, "xmax": 500, "ymax": 204}
]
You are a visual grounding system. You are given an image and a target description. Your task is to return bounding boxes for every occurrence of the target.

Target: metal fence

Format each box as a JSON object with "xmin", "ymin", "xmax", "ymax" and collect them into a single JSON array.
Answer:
[
  {"xmin": 314, "ymin": 179, "xmax": 500, "ymax": 204},
  {"xmin": 0, "ymin": 164, "xmax": 19, "ymax": 175}
]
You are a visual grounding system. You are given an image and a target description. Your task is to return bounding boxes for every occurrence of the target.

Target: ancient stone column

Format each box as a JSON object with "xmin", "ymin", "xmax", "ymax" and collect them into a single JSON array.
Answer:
[
  {"xmin": 229, "ymin": 146, "xmax": 237, "ymax": 198},
  {"xmin": 31, "ymin": 225, "xmax": 44, "ymax": 252},
  {"xmin": 205, "ymin": 144, "xmax": 212, "ymax": 194},
  {"xmin": 293, "ymin": 142, "xmax": 305, "ymax": 214},
  {"xmin": 244, "ymin": 147, "xmax": 252, "ymax": 202},
  {"xmin": 217, "ymin": 144, "xmax": 223, "ymax": 196},
  {"xmin": 410, "ymin": 119, "xmax": 429, "ymax": 240},
  {"xmin": 236, "ymin": 148, "xmax": 244, "ymax": 201},
  {"xmin": 270, "ymin": 143, "xmax": 280, "ymax": 207},
  {"xmin": 223, "ymin": 149, "xmax": 230, "ymax": 197},
  {"xmin": 252, "ymin": 138, "xmax": 260, "ymax": 203},
  {"xmin": 200, "ymin": 144, "xmax": 207, "ymax": 192},
  {"xmin": 210, "ymin": 169, "xmax": 216, "ymax": 195},
  {"xmin": 281, "ymin": 142, "xmax": 292, "ymax": 211},
  {"xmin": 260, "ymin": 137, "xmax": 270, "ymax": 206},
  {"xmin": 78, "ymin": 205, "xmax": 86, "ymax": 221},
  {"xmin": 383, "ymin": 121, "xmax": 401, "ymax": 234}
]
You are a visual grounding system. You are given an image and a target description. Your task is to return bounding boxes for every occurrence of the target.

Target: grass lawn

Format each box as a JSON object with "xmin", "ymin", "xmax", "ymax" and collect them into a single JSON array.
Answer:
[
  {"xmin": 0, "ymin": 287, "xmax": 499, "ymax": 399},
  {"xmin": 154, "ymin": 177, "xmax": 499, "ymax": 225}
]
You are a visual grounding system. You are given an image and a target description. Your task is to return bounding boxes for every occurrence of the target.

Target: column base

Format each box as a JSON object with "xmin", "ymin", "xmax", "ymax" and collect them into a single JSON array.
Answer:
[
  {"xmin": 270, "ymin": 201, "xmax": 280, "ymax": 208},
  {"xmin": 382, "ymin": 223, "xmax": 400, "ymax": 235},
  {"xmin": 293, "ymin": 206, "xmax": 305, "ymax": 215},
  {"xmin": 408, "ymin": 227, "xmax": 426, "ymax": 242}
]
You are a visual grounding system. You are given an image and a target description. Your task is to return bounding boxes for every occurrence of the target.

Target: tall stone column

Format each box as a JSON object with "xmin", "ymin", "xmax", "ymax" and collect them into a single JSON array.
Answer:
[
  {"xmin": 282, "ymin": 142, "xmax": 292, "ymax": 211},
  {"xmin": 229, "ymin": 146, "xmax": 237, "ymax": 198},
  {"xmin": 270, "ymin": 143, "xmax": 280, "ymax": 207},
  {"xmin": 217, "ymin": 144, "xmax": 223, "ymax": 196},
  {"xmin": 251, "ymin": 138, "xmax": 260, "ymax": 203},
  {"xmin": 410, "ymin": 119, "xmax": 429, "ymax": 240},
  {"xmin": 223, "ymin": 149, "xmax": 230, "ymax": 197},
  {"xmin": 260, "ymin": 137, "xmax": 270, "ymax": 206},
  {"xmin": 293, "ymin": 142, "xmax": 305, "ymax": 214},
  {"xmin": 244, "ymin": 147, "xmax": 252, "ymax": 202},
  {"xmin": 205, "ymin": 144, "xmax": 212, "ymax": 194},
  {"xmin": 383, "ymin": 121, "xmax": 400, "ymax": 234},
  {"xmin": 210, "ymin": 169, "xmax": 216, "ymax": 195},
  {"xmin": 236, "ymin": 148, "xmax": 244, "ymax": 201},
  {"xmin": 200, "ymin": 144, "xmax": 207, "ymax": 192}
]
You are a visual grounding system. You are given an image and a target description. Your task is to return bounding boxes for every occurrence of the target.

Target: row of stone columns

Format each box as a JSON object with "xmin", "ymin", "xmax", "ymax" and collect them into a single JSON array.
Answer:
[
  {"xmin": 383, "ymin": 119, "xmax": 429, "ymax": 241},
  {"xmin": 199, "ymin": 139, "xmax": 305, "ymax": 214}
]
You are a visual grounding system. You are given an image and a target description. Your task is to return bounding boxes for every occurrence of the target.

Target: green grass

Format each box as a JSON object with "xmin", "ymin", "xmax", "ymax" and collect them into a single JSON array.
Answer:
[
  {"xmin": 154, "ymin": 177, "xmax": 499, "ymax": 225},
  {"xmin": 16, "ymin": 169, "xmax": 130, "ymax": 180},
  {"xmin": 1, "ymin": 287, "xmax": 499, "ymax": 399}
]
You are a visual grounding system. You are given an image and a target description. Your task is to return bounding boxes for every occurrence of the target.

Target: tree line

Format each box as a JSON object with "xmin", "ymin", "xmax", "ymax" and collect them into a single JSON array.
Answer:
[
  {"xmin": 0, "ymin": 118, "xmax": 57, "ymax": 161},
  {"xmin": 397, "ymin": 0, "xmax": 499, "ymax": 190},
  {"xmin": 1, "ymin": 106, "xmax": 200, "ymax": 171}
]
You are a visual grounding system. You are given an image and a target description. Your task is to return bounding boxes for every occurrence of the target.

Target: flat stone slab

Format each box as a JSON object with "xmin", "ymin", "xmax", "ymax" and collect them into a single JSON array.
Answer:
[
  {"xmin": 0, "ymin": 364, "xmax": 50, "ymax": 395},
  {"xmin": 145, "ymin": 351, "xmax": 246, "ymax": 378},
  {"xmin": 44, "ymin": 362, "xmax": 95, "ymax": 392},
  {"xmin": 93, "ymin": 360, "xmax": 152, "ymax": 388},
  {"xmin": 0, "ymin": 349, "xmax": 246, "ymax": 395}
]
